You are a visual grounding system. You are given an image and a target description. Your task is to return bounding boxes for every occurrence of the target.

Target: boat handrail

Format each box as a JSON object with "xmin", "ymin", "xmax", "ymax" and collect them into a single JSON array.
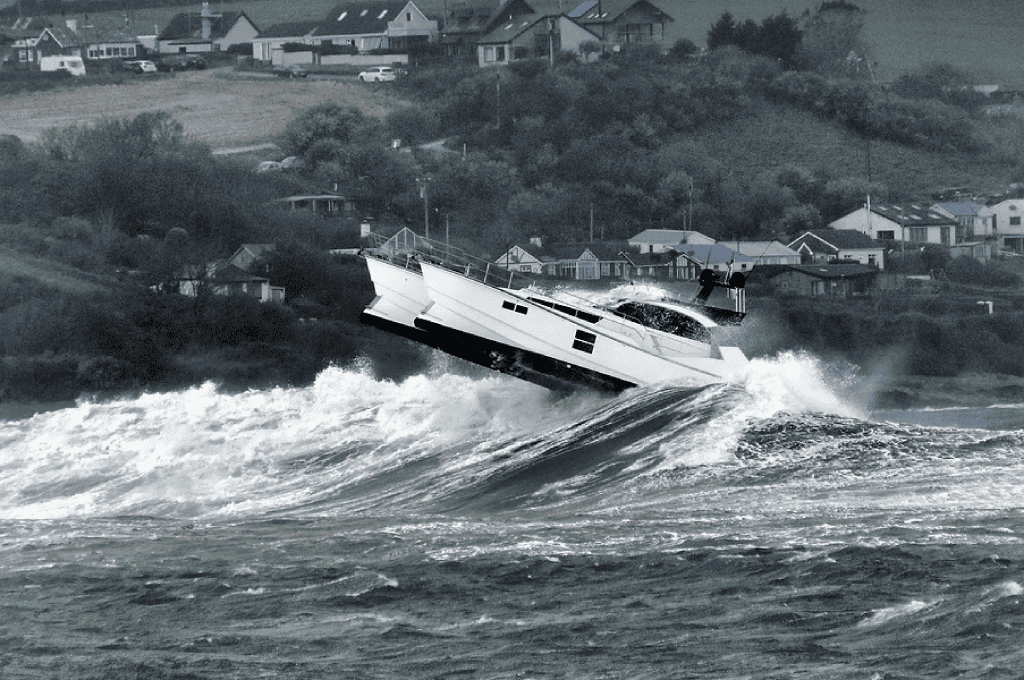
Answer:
[{"xmin": 360, "ymin": 230, "xmax": 732, "ymax": 349}]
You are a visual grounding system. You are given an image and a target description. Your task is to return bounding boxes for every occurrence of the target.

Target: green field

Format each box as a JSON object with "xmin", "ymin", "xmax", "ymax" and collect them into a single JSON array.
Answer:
[{"xmin": 104, "ymin": 0, "xmax": 1024, "ymax": 86}]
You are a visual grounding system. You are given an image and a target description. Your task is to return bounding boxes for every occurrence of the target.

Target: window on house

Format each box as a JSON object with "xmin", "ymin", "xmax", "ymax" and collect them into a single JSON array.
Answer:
[
  {"xmin": 877, "ymin": 230, "xmax": 894, "ymax": 240},
  {"xmin": 407, "ymin": 12, "xmax": 412, "ymax": 21},
  {"xmin": 1010, "ymin": 216, "xmax": 1021, "ymax": 226},
  {"xmin": 909, "ymin": 227, "xmax": 928, "ymax": 243}
]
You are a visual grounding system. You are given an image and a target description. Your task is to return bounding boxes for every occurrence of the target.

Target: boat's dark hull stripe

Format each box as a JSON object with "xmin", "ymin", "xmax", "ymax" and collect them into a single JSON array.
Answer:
[{"xmin": 362, "ymin": 314, "xmax": 636, "ymax": 393}]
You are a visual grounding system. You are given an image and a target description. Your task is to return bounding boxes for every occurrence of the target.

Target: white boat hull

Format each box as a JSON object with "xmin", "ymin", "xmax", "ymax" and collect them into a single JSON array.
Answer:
[
  {"xmin": 417, "ymin": 262, "xmax": 747, "ymax": 389},
  {"xmin": 361, "ymin": 256, "xmax": 431, "ymax": 332}
]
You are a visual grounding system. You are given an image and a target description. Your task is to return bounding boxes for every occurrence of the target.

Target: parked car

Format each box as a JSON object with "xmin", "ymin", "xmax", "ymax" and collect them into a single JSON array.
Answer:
[
  {"xmin": 124, "ymin": 60, "xmax": 157, "ymax": 73},
  {"xmin": 156, "ymin": 54, "xmax": 206, "ymax": 71},
  {"xmin": 273, "ymin": 65, "xmax": 307, "ymax": 78},
  {"xmin": 358, "ymin": 66, "xmax": 396, "ymax": 83}
]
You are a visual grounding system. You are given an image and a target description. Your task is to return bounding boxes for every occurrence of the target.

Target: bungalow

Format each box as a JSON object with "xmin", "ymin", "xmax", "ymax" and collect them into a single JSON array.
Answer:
[
  {"xmin": 177, "ymin": 262, "xmax": 284, "ymax": 302},
  {"xmin": 978, "ymin": 196, "xmax": 1024, "ymax": 254},
  {"xmin": 672, "ymin": 243, "xmax": 756, "ymax": 276},
  {"xmin": 788, "ymin": 230, "xmax": 885, "ymax": 270},
  {"xmin": 627, "ymin": 228, "xmax": 715, "ymax": 254},
  {"xmin": 76, "ymin": 20, "xmax": 142, "ymax": 60},
  {"xmin": 476, "ymin": 13, "xmax": 599, "ymax": 67},
  {"xmin": 829, "ymin": 202, "xmax": 958, "ymax": 249},
  {"xmin": 274, "ymin": 193, "xmax": 352, "ymax": 216},
  {"xmin": 566, "ymin": 0, "xmax": 673, "ymax": 48},
  {"xmin": 251, "ymin": 21, "xmax": 319, "ymax": 63},
  {"xmin": 623, "ymin": 249, "xmax": 705, "ymax": 279},
  {"xmin": 495, "ymin": 240, "xmax": 631, "ymax": 279},
  {"xmin": 158, "ymin": 2, "xmax": 259, "ymax": 54},
  {"xmin": 311, "ymin": 1, "xmax": 437, "ymax": 55},
  {"xmin": 759, "ymin": 263, "xmax": 878, "ymax": 298},
  {"xmin": 716, "ymin": 240, "xmax": 801, "ymax": 266}
]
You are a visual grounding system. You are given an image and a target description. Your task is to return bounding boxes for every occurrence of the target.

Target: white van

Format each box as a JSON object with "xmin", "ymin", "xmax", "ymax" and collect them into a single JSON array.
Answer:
[{"xmin": 39, "ymin": 55, "xmax": 86, "ymax": 77}]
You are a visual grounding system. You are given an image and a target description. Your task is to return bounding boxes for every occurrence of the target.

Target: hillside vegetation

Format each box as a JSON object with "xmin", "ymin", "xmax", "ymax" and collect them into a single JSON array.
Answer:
[{"xmin": 2, "ymin": 5, "xmax": 1024, "ymax": 404}]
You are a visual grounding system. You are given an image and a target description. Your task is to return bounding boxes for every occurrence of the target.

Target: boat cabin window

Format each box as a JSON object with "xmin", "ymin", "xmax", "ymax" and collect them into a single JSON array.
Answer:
[
  {"xmin": 612, "ymin": 302, "xmax": 711, "ymax": 342},
  {"xmin": 527, "ymin": 297, "xmax": 601, "ymax": 324}
]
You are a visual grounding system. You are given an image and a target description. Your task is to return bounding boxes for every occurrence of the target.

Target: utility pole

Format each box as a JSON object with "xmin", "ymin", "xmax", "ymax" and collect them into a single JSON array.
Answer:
[{"xmin": 419, "ymin": 178, "xmax": 430, "ymax": 239}]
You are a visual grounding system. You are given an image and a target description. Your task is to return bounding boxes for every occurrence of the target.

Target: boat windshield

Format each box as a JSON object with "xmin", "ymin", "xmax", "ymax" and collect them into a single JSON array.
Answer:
[{"xmin": 611, "ymin": 301, "xmax": 712, "ymax": 343}]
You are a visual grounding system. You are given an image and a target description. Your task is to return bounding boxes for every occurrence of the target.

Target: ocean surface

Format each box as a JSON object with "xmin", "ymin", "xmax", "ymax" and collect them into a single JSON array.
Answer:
[{"xmin": 2, "ymin": 352, "xmax": 1023, "ymax": 679}]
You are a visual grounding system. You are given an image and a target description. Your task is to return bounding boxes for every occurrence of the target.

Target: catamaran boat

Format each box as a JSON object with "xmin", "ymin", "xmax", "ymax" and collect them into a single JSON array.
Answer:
[{"xmin": 359, "ymin": 233, "xmax": 749, "ymax": 392}]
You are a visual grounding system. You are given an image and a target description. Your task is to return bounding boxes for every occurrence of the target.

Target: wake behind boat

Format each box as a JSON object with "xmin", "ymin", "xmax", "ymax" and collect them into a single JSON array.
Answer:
[{"xmin": 359, "ymin": 232, "xmax": 749, "ymax": 392}]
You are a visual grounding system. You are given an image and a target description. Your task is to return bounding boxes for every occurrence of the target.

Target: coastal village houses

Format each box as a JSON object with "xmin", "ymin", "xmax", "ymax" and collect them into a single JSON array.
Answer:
[
  {"xmin": 5, "ymin": 0, "xmax": 676, "ymax": 70},
  {"xmin": 253, "ymin": 1, "xmax": 437, "ymax": 65}
]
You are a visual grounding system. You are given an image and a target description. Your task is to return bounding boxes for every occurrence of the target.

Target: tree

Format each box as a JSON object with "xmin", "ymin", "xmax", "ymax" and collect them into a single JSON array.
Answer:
[
  {"xmin": 707, "ymin": 12, "xmax": 736, "ymax": 51},
  {"xmin": 795, "ymin": 2, "xmax": 870, "ymax": 77},
  {"xmin": 278, "ymin": 103, "xmax": 381, "ymax": 158}
]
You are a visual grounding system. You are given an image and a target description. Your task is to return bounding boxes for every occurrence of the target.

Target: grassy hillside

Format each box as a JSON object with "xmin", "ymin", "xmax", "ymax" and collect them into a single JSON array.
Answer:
[{"xmin": 689, "ymin": 102, "xmax": 1013, "ymax": 199}]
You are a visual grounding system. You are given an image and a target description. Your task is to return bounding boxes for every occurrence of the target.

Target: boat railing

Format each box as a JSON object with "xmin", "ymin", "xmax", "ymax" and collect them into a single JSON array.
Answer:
[{"xmin": 362, "ymin": 231, "xmax": 545, "ymax": 292}]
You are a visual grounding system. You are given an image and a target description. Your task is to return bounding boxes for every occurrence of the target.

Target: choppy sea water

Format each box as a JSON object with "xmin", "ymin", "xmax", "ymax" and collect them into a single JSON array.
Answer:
[{"xmin": 2, "ymin": 352, "xmax": 1023, "ymax": 680}]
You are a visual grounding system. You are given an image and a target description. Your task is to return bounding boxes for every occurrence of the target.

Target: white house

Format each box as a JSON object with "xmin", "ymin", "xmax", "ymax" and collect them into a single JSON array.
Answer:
[
  {"xmin": 829, "ymin": 203, "xmax": 958, "ymax": 248},
  {"xmin": 627, "ymin": 229, "xmax": 715, "ymax": 254},
  {"xmin": 788, "ymin": 230, "xmax": 886, "ymax": 270},
  {"xmin": 978, "ymin": 197, "xmax": 1024, "ymax": 254},
  {"xmin": 496, "ymin": 243, "xmax": 545, "ymax": 274}
]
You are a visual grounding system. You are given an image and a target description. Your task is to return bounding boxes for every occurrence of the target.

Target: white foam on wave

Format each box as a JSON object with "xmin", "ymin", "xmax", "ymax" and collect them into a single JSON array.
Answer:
[
  {"xmin": 857, "ymin": 598, "xmax": 935, "ymax": 627},
  {"xmin": 741, "ymin": 350, "xmax": 867, "ymax": 420},
  {"xmin": 0, "ymin": 361, "xmax": 612, "ymax": 521}
]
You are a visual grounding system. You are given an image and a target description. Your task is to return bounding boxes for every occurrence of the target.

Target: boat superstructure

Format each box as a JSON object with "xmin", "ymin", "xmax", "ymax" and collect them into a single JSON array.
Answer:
[{"xmin": 359, "ymin": 232, "xmax": 749, "ymax": 392}]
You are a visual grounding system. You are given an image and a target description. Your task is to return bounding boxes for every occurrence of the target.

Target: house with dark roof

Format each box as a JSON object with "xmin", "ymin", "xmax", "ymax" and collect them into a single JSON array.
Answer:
[
  {"xmin": 176, "ymin": 243, "xmax": 284, "ymax": 302},
  {"xmin": 758, "ymin": 263, "xmax": 878, "ymax": 298},
  {"xmin": 788, "ymin": 230, "xmax": 886, "ymax": 270},
  {"xmin": 476, "ymin": 13, "xmax": 599, "ymax": 66},
  {"xmin": 567, "ymin": 0, "xmax": 673, "ymax": 48},
  {"xmin": 251, "ymin": 21, "xmax": 320, "ymax": 62},
  {"xmin": 177, "ymin": 263, "xmax": 284, "ymax": 302},
  {"xmin": 441, "ymin": 0, "xmax": 536, "ymax": 59},
  {"xmin": 33, "ymin": 22, "xmax": 84, "ymax": 60},
  {"xmin": 312, "ymin": 1, "xmax": 437, "ymax": 54},
  {"xmin": 0, "ymin": 17, "xmax": 42, "ymax": 68},
  {"xmin": 158, "ymin": 2, "xmax": 259, "ymax": 54}
]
